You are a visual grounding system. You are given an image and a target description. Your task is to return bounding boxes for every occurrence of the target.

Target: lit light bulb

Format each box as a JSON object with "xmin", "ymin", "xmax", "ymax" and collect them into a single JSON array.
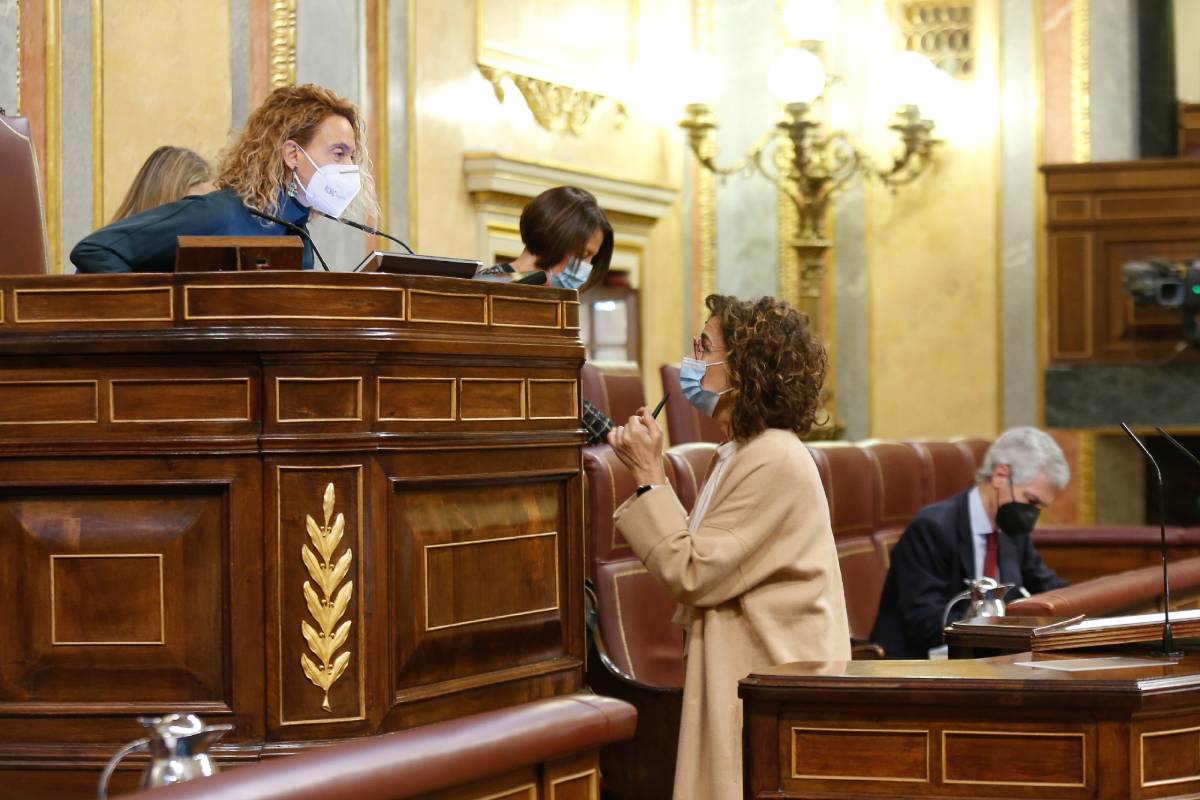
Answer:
[
  {"xmin": 767, "ymin": 48, "xmax": 827, "ymax": 105},
  {"xmin": 885, "ymin": 51, "xmax": 939, "ymax": 110},
  {"xmin": 679, "ymin": 50, "xmax": 726, "ymax": 106}
]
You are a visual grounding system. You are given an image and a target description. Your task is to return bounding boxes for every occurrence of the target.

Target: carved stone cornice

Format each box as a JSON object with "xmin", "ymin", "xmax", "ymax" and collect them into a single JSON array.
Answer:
[{"xmin": 463, "ymin": 152, "xmax": 675, "ymax": 226}]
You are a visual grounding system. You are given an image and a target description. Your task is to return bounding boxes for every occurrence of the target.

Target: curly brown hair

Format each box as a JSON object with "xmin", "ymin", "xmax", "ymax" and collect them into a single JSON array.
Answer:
[
  {"xmin": 215, "ymin": 84, "xmax": 378, "ymax": 221},
  {"xmin": 705, "ymin": 294, "xmax": 828, "ymax": 441}
]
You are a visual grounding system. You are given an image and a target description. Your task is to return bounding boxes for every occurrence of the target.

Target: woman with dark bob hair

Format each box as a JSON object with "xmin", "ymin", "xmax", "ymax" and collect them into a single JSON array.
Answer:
[
  {"xmin": 607, "ymin": 294, "xmax": 850, "ymax": 800},
  {"xmin": 477, "ymin": 186, "xmax": 613, "ymax": 291}
]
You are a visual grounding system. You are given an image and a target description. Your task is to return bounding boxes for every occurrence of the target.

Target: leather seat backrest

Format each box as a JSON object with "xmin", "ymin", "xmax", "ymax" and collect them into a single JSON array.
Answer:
[
  {"xmin": 593, "ymin": 559, "xmax": 685, "ymax": 688},
  {"xmin": 0, "ymin": 114, "xmax": 50, "ymax": 275},
  {"xmin": 1008, "ymin": 555, "xmax": 1200, "ymax": 617},
  {"xmin": 664, "ymin": 442, "xmax": 718, "ymax": 513},
  {"xmin": 659, "ymin": 364, "xmax": 724, "ymax": 446},
  {"xmin": 954, "ymin": 437, "xmax": 991, "ymax": 469},
  {"xmin": 581, "ymin": 362, "xmax": 645, "ymax": 425},
  {"xmin": 806, "ymin": 442, "xmax": 876, "ymax": 541},
  {"xmin": 859, "ymin": 440, "xmax": 930, "ymax": 530},
  {"xmin": 905, "ymin": 440, "xmax": 977, "ymax": 502},
  {"xmin": 837, "ymin": 535, "xmax": 888, "ymax": 640},
  {"xmin": 583, "ymin": 444, "xmax": 677, "ymax": 579}
]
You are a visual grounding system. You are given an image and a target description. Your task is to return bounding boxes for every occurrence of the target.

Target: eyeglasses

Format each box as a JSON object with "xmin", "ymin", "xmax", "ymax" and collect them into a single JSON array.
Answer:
[{"xmin": 692, "ymin": 336, "xmax": 727, "ymax": 358}]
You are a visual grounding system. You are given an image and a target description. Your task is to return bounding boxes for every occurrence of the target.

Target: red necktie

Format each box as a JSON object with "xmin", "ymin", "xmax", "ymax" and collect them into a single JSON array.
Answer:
[{"xmin": 983, "ymin": 531, "xmax": 999, "ymax": 579}]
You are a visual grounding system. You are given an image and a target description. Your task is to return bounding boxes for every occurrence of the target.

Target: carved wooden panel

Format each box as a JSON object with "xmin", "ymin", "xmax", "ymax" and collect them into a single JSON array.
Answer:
[
  {"xmin": 1141, "ymin": 725, "xmax": 1200, "ymax": 788},
  {"xmin": 110, "ymin": 378, "xmax": 251, "ymax": 423},
  {"xmin": 13, "ymin": 286, "xmax": 173, "ymax": 325},
  {"xmin": 941, "ymin": 730, "xmax": 1086, "ymax": 787},
  {"xmin": 528, "ymin": 380, "xmax": 578, "ymax": 420},
  {"xmin": 491, "ymin": 296, "xmax": 560, "ymax": 329},
  {"xmin": 0, "ymin": 381, "xmax": 98, "ymax": 425},
  {"xmin": 392, "ymin": 480, "xmax": 568, "ymax": 701},
  {"xmin": 0, "ymin": 485, "xmax": 229, "ymax": 704},
  {"xmin": 378, "ymin": 377, "xmax": 457, "ymax": 421},
  {"xmin": 409, "ymin": 289, "xmax": 487, "ymax": 325},
  {"xmin": 270, "ymin": 465, "xmax": 366, "ymax": 729},
  {"xmin": 460, "ymin": 379, "xmax": 526, "ymax": 421},
  {"xmin": 275, "ymin": 377, "xmax": 364, "ymax": 423},
  {"xmin": 183, "ymin": 284, "xmax": 405, "ymax": 323},
  {"xmin": 791, "ymin": 727, "xmax": 928, "ymax": 782}
]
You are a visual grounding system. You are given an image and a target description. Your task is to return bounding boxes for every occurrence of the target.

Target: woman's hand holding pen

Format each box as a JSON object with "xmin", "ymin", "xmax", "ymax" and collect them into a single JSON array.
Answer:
[{"xmin": 608, "ymin": 406, "xmax": 666, "ymax": 486}]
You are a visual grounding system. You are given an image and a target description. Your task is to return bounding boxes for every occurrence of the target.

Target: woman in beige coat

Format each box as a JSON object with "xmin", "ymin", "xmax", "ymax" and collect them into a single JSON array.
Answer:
[{"xmin": 608, "ymin": 294, "xmax": 850, "ymax": 800}]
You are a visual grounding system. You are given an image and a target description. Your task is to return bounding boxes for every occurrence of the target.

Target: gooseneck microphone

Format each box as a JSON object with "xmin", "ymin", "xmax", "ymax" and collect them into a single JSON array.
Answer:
[
  {"xmin": 246, "ymin": 207, "xmax": 330, "ymax": 271},
  {"xmin": 316, "ymin": 210, "xmax": 415, "ymax": 254},
  {"xmin": 1120, "ymin": 422, "xmax": 1181, "ymax": 657},
  {"xmin": 1157, "ymin": 427, "xmax": 1200, "ymax": 475}
]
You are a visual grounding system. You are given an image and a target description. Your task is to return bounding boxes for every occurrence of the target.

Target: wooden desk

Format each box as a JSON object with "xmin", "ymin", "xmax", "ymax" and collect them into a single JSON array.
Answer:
[
  {"xmin": 742, "ymin": 652, "xmax": 1200, "ymax": 799},
  {"xmin": 0, "ymin": 272, "xmax": 588, "ymax": 797}
]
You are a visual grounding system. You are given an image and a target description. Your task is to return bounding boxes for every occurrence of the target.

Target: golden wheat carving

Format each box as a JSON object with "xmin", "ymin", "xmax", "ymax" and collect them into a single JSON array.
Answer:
[{"xmin": 300, "ymin": 482, "xmax": 353, "ymax": 712}]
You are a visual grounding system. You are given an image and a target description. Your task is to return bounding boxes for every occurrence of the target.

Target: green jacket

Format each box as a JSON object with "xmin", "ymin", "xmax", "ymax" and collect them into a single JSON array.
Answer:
[{"xmin": 70, "ymin": 189, "xmax": 313, "ymax": 272}]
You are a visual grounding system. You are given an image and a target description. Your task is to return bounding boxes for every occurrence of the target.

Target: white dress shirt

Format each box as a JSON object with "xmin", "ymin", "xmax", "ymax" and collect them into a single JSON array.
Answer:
[{"xmin": 967, "ymin": 485, "xmax": 994, "ymax": 578}]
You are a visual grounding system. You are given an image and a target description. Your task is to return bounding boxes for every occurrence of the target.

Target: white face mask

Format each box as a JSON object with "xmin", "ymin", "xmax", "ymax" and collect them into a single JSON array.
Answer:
[{"xmin": 293, "ymin": 145, "xmax": 361, "ymax": 218}]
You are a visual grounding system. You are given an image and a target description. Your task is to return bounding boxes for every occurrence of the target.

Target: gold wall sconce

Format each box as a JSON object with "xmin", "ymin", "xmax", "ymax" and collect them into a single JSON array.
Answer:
[{"xmin": 680, "ymin": 16, "xmax": 945, "ymax": 339}]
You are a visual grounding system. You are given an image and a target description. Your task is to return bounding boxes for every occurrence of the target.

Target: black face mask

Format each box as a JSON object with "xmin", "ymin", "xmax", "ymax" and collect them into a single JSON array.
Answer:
[{"xmin": 995, "ymin": 468, "xmax": 1040, "ymax": 539}]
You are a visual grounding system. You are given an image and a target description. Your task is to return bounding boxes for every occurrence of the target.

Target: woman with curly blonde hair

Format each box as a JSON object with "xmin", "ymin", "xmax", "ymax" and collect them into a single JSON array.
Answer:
[
  {"xmin": 607, "ymin": 294, "xmax": 850, "ymax": 800},
  {"xmin": 72, "ymin": 84, "xmax": 377, "ymax": 273}
]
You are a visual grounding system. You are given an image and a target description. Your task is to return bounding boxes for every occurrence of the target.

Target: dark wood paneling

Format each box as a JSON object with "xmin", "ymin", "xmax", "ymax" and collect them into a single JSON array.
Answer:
[
  {"xmin": 1141, "ymin": 726, "xmax": 1200, "ymax": 788},
  {"xmin": 275, "ymin": 377, "xmax": 363, "ymax": 423},
  {"xmin": 377, "ymin": 377, "xmax": 456, "ymax": 421},
  {"xmin": 1043, "ymin": 160, "xmax": 1200, "ymax": 364},
  {"xmin": 0, "ymin": 380, "xmax": 97, "ymax": 424},
  {"xmin": 14, "ymin": 287, "xmax": 173, "ymax": 325},
  {"xmin": 392, "ymin": 480, "xmax": 568, "ymax": 697},
  {"xmin": 791, "ymin": 727, "xmax": 927, "ymax": 781},
  {"xmin": 408, "ymin": 289, "xmax": 487, "ymax": 325},
  {"xmin": 110, "ymin": 378, "xmax": 251, "ymax": 423},
  {"xmin": 460, "ymin": 379, "xmax": 525, "ymax": 420},
  {"xmin": 942, "ymin": 730, "xmax": 1086, "ymax": 787},
  {"xmin": 0, "ymin": 272, "xmax": 586, "ymax": 795},
  {"xmin": 491, "ymin": 296, "xmax": 560, "ymax": 329}
]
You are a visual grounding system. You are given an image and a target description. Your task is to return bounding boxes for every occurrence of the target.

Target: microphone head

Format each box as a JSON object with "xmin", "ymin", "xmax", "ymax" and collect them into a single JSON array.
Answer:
[{"xmin": 514, "ymin": 270, "xmax": 548, "ymax": 285}]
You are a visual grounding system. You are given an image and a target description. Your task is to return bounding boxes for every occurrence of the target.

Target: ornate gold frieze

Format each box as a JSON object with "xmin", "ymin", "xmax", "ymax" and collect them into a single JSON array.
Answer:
[
  {"xmin": 300, "ymin": 482, "xmax": 353, "ymax": 712},
  {"xmin": 269, "ymin": 0, "xmax": 297, "ymax": 90},
  {"xmin": 897, "ymin": 2, "xmax": 974, "ymax": 77},
  {"xmin": 1070, "ymin": 0, "xmax": 1090, "ymax": 162},
  {"xmin": 478, "ymin": 65, "xmax": 625, "ymax": 136}
]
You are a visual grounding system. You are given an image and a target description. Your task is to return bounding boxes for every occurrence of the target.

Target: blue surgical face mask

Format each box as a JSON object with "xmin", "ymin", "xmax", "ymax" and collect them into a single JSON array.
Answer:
[
  {"xmin": 548, "ymin": 257, "xmax": 592, "ymax": 290},
  {"xmin": 680, "ymin": 356, "xmax": 729, "ymax": 416}
]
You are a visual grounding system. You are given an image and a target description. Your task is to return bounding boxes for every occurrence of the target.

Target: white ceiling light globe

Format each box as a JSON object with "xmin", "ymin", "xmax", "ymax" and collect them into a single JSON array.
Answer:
[
  {"xmin": 768, "ymin": 48, "xmax": 827, "ymax": 105},
  {"xmin": 680, "ymin": 50, "xmax": 727, "ymax": 106}
]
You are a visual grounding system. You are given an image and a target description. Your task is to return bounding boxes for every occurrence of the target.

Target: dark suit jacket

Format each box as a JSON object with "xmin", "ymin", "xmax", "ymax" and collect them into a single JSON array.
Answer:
[
  {"xmin": 70, "ymin": 189, "xmax": 313, "ymax": 273},
  {"xmin": 869, "ymin": 489, "xmax": 1066, "ymax": 659}
]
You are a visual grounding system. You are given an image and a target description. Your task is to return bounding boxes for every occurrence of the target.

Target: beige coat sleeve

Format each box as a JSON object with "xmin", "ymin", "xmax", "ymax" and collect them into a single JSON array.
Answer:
[{"xmin": 615, "ymin": 437, "xmax": 806, "ymax": 607}]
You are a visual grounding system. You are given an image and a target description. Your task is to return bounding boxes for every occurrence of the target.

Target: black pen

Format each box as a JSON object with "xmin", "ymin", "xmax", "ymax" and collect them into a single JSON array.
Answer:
[{"xmin": 650, "ymin": 393, "xmax": 669, "ymax": 420}]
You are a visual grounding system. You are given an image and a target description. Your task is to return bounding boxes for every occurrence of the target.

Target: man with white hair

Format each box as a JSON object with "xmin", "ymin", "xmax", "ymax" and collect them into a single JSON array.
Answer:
[{"xmin": 870, "ymin": 427, "xmax": 1070, "ymax": 659}]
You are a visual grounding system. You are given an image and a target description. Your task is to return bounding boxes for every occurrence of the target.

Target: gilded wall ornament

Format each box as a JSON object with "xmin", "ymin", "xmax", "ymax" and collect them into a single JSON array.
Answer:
[
  {"xmin": 300, "ymin": 482, "xmax": 353, "ymax": 712},
  {"xmin": 478, "ymin": 65, "xmax": 626, "ymax": 136}
]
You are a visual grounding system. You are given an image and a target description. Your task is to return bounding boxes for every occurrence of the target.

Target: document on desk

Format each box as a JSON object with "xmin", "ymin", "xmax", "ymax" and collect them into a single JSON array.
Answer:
[{"xmin": 1015, "ymin": 656, "xmax": 1180, "ymax": 672}]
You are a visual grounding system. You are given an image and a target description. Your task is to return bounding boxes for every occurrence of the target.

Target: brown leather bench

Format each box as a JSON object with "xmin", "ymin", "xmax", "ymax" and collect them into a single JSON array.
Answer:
[
  {"xmin": 119, "ymin": 694, "xmax": 635, "ymax": 800},
  {"xmin": 1008, "ymin": 554, "xmax": 1200, "ymax": 618}
]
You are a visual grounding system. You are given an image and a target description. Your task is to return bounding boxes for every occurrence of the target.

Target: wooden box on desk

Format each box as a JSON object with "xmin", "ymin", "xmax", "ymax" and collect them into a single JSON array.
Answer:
[
  {"xmin": 0, "ymin": 271, "xmax": 586, "ymax": 798},
  {"xmin": 175, "ymin": 235, "xmax": 304, "ymax": 271}
]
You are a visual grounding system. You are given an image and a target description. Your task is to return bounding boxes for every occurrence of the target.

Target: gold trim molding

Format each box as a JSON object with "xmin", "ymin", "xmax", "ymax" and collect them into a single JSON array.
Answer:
[
  {"xmin": 300, "ymin": 482, "xmax": 354, "ymax": 712},
  {"xmin": 269, "ymin": 0, "xmax": 297, "ymax": 90},
  {"xmin": 477, "ymin": 65, "xmax": 626, "ymax": 136}
]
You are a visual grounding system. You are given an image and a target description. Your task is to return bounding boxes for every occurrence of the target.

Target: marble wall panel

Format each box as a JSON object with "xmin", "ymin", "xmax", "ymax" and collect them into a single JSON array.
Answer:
[{"xmin": 0, "ymin": 0, "xmax": 15, "ymax": 113}]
